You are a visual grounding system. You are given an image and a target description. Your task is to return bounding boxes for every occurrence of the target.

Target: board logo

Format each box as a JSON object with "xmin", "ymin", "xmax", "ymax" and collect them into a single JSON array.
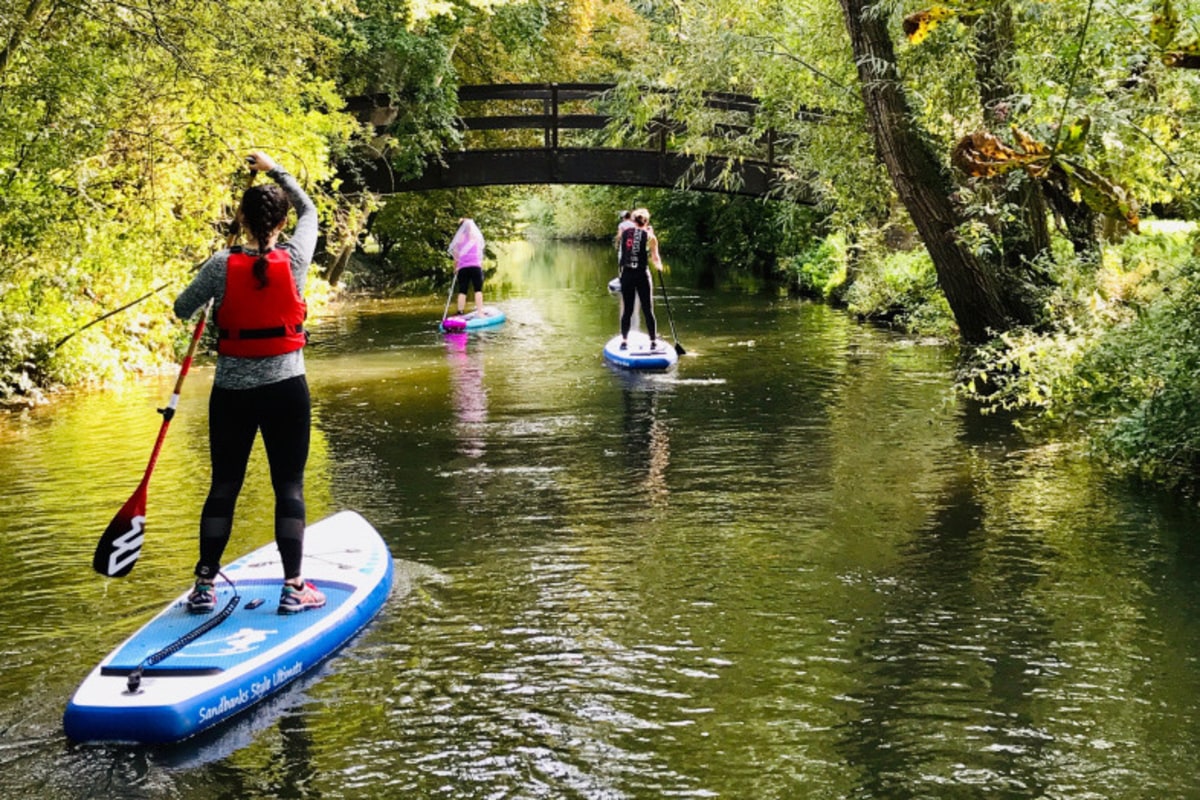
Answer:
[
  {"xmin": 177, "ymin": 627, "xmax": 277, "ymax": 658},
  {"xmin": 107, "ymin": 515, "xmax": 145, "ymax": 576}
]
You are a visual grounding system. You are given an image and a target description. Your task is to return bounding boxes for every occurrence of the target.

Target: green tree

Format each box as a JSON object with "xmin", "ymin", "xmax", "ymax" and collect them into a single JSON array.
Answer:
[
  {"xmin": 0, "ymin": 0, "xmax": 357, "ymax": 400},
  {"xmin": 598, "ymin": 0, "xmax": 1200, "ymax": 343}
]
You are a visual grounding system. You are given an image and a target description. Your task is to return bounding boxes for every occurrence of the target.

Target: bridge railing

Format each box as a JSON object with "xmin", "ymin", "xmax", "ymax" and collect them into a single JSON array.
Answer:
[
  {"xmin": 341, "ymin": 83, "xmax": 807, "ymax": 198},
  {"xmin": 348, "ymin": 83, "xmax": 777, "ymax": 166},
  {"xmin": 451, "ymin": 83, "xmax": 775, "ymax": 167}
]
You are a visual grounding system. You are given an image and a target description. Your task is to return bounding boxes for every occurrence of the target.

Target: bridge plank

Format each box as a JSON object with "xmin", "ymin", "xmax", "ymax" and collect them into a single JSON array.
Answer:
[
  {"xmin": 339, "ymin": 148, "xmax": 815, "ymax": 203},
  {"xmin": 459, "ymin": 115, "xmax": 609, "ymax": 132}
]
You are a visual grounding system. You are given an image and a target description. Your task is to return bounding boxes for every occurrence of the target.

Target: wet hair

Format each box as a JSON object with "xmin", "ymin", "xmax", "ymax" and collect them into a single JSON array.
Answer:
[
  {"xmin": 237, "ymin": 184, "xmax": 290, "ymax": 288},
  {"xmin": 632, "ymin": 208, "xmax": 650, "ymax": 226}
]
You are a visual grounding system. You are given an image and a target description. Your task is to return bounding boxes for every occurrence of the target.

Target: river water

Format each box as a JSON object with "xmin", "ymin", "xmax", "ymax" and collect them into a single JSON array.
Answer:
[{"xmin": 2, "ymin": 241, "xmax": 1200, "ymax": 799}]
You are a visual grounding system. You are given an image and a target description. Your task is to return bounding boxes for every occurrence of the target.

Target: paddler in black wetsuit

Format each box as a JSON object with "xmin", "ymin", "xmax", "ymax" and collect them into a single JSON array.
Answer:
[{"xmin": 617, "ymin": 208, "xmax": 664, "ymax": 351}]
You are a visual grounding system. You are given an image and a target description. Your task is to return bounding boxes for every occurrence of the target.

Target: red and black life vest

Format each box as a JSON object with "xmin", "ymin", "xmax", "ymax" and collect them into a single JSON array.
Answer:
[
  {"xmin": 216, "ymin": 247, "xmax": 307, "ymax": 357},
  {"xmin": 619, "ymin": 227, "xmax": 649, "ymax": 270}
]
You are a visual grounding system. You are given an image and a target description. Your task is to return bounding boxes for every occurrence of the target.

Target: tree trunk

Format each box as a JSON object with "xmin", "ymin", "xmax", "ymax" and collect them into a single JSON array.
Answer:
[
  {"xmin": 325, "ymin": 243, "xmax": 353, "ymax": 287},
  {"xmin": 839, "ymin": 0, "xmax": 1010, "ymax": 344},
  {"xmin": 1043, "ymin": 177, "xmax": 1100, "ymax": 259},
  {"xmin": 973, "ymin": 1, "xmax": 1052, "ymax": 325}
]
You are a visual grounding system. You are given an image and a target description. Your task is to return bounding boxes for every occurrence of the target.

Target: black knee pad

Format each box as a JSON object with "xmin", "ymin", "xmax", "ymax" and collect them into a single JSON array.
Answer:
[{"xmin": 275, "ymin": 496, "xmax": 306, "ymax": 521}]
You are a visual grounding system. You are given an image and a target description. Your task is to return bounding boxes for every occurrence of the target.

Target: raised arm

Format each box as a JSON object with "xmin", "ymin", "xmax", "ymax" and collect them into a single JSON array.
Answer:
[{"xmin": 270, "ymin": 167, "xmax": 317, "ymax": 271}]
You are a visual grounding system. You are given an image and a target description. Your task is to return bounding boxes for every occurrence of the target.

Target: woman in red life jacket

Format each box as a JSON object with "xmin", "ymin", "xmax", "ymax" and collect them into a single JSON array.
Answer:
[
  {"xmin": 617, "ymin": 208, "xmax": 664, "ymax": 350},
  {"xmin": 448, "ymin": 217, "xmax": 486, "ymax": 315},
  {"xmin": 173, "ymin": 151, "xmax": 324, "ymax": 615}
]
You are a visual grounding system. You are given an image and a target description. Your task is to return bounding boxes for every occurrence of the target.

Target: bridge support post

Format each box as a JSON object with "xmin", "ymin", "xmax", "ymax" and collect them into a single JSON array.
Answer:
[{"xmin": 551, "ymin": 84, "xmax": 559, "ymax": 150}]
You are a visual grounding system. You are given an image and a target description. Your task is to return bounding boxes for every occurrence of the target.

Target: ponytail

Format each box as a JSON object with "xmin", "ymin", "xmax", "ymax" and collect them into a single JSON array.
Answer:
[{"xmin": 252, "ymin": 252, "xmax": 270, "ymax": 289}]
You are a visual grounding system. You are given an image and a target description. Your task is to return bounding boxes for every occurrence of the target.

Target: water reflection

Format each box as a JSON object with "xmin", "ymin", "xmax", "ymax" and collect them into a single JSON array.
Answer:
[
  {"xmin": 614, "ymin": 371, "xmax": 673, "ymax": 507},
  {"xmin": 834, "ymin": 476, "xmax": 1060, "ymax": 798},
  {"xmin": 445, "ymin": 332, "xmax": 488, "ymax": 460}
]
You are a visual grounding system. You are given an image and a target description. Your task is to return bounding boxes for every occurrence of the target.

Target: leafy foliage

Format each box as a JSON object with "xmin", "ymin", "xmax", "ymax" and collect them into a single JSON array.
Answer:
[
  {"xmin": 903, "ymin": 4, "xmax": 983, "ymax": 46},
  {"xmin": 1151, "ymin": 0, "xmax": 1200, "ymax": 68},
  {"xmin": 779, "ymin": 232, "xmax": 849, "ymax": 299},
  {"xmin": 844, "ymin": 246, "xmax": 957, "ymax": 338},
  {"xmin": 960, "ymin": 225, "xmax": 1200, "ymax": 489},
  {"xmin": 0, "ymin": 0, "xmax": 354, "ymax": 401},
  {"xmin": 521, "ymin": 186, "xmax": 631, "ymax": 241}
]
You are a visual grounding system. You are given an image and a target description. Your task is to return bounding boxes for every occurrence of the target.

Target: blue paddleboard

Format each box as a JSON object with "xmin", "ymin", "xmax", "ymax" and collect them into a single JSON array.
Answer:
[
  {"xmin": 440, "ymin": 307, "xmax": 506, "ymax": 332},
  {"xmin": 603, "ymin": 331, "xmax": 678, "ymax": 371},
  {"xmin": 64, "ymin": 510, "xmax": 393, "ymax": 744}
]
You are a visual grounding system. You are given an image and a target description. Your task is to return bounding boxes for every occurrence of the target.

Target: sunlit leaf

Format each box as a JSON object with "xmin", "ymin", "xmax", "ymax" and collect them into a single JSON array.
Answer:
[
  {"xmin": 1010, "ymin": 125, "xmax": 1049, "ymax": 157},
  {"xmin": 951, "ymin": 130, "xmax": 1048, "ymax": 178},
  {"xmin": 1151, "ymin": 0, "xmax": 1180, "ymax": 50},
  {"xmin": 1058, "ymin": 117, "xmax": 1091, "ymax": 157},
  {"xmin": 1056, "ymin": 160, "xmax": 1141, "ymax": 232}
]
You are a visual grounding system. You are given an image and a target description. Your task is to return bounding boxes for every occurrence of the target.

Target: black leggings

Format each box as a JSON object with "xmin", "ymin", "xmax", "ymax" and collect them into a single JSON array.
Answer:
[
  {"xmin": 196, "ymin": 375, "xmax": 311, "ymax": 581},
  {"xmin": 456, "ymin": 266, "xmax": 484, "ymax": 294},
  {"xmin": 620, "ymin": 268, "xmax": 657, "ymax": 341}
]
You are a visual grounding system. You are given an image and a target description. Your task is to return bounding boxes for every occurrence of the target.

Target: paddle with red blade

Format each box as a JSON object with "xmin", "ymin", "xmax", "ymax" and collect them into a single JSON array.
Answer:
[
  {"xmin": 92, "ymin": 168, "xmax": 254, "ymax": 577},
  {"xmin": 92, "ymin": 310, "xmax": 210, "ymax": 576}
]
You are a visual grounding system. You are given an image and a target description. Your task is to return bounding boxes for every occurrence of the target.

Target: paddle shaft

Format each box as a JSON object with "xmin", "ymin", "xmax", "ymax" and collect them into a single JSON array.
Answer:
[
  {"xmin": 93, "ymin": 169, "xmax": 253, "ymax": 577},
  {"xmin": 654, "ymin": 268, "xmax": 686, "ymax": 355},
  {"xmin": 441, "ymin": 269, "xmax": 459, "ymax": 324},
  {"xmin": 144, "ymin": 303, "xmax": 208, "ymax": 465},
  {"xmin": 91, "ymin": 300, "xmax": 211, "ymax": 577}
]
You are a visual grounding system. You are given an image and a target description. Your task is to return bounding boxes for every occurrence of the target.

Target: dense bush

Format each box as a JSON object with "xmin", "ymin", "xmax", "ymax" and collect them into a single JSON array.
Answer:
[
  {"xmin": 778, "ymin": 232, "xmax": 848, "ymax": 299},
  {"xmin": 844, "ymin": 247, "xmax": 957, "ymax": 339},
  {"xmin": 961, "ymin": 225, "xmax": 1200, "ymax": 491},
  {"xmin": 0, "ymin": 311, "xmax": 48, "ymax": 404},
  {"xmin": 520, "ymin": 187, "xmax": 626, "ymax": 241}
]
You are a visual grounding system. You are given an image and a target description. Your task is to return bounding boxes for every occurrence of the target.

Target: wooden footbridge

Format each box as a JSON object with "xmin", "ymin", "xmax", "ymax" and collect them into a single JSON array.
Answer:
[{"xmin": 340, "ymin": 83, "xmax": 813, "ymax": 201}]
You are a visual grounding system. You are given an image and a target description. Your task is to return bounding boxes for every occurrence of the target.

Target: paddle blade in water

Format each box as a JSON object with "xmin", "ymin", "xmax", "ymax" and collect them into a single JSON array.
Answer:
[{"xmin": 93, "ymin": 484, "xmax": 148, "ymax": 577}]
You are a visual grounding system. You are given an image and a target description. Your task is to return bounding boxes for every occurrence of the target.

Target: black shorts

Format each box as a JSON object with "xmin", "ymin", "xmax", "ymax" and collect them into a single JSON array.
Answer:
[{"xmin": 457, "ymin": 266, "xmax": 484, "ymax": 293}]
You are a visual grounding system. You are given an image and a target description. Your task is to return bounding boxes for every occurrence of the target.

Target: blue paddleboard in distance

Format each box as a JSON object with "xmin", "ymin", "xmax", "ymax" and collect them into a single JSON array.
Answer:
[
  {"xmin": 441, "ymin": 307, "xmax": 506, "ymax": 332},
  {"xmin": 64, "ymin": 510, "xmax": 393, "ymax": 744},
  {"xmin": 603, "ymin": 331, "xmax": 678, "ymax": 371}
]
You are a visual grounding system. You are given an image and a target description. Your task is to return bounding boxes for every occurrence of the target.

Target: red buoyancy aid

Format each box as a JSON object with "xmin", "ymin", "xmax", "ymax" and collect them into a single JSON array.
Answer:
[{"xmin": 216, "ymin": 248, "xmax": 307, "ymax": 357}]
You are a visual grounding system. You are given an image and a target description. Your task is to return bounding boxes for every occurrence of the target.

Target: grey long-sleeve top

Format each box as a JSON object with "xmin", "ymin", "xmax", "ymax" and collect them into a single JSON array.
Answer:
[{"xmin": 174, "ymin": 167, "xmax": 317, "ymax": 390}]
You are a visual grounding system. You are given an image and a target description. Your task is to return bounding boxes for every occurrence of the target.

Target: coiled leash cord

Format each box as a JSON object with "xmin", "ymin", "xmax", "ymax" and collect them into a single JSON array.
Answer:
[{"xmin": 125, "ymin": 571, "xmax": 241, "ymax": 694}]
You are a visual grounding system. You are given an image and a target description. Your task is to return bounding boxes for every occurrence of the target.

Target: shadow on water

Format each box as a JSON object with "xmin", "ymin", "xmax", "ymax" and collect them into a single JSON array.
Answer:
[{"xmin": 834, "ymin": 474, "xmax": 1061, "ymax": 799}]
